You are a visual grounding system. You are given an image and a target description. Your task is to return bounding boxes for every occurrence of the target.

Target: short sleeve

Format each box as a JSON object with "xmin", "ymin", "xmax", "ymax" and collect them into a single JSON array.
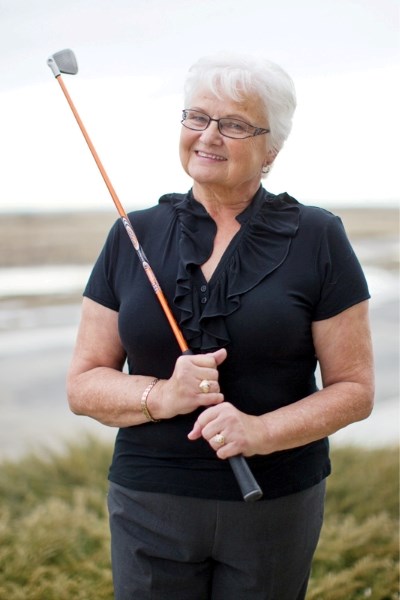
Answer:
[
  {"xmin": 83, "ymin": 219, "xmax": 121, "ymax": 311},
  {"xmin": 313, "ymin": 216, "xmax": 370, "ymax": 321}
]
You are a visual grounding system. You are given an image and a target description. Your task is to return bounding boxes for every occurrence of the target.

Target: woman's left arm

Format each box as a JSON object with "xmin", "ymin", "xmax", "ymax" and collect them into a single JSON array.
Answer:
[
  {"xmin": 189, "ymin": 300, "xmax": 374, "ymax": 458},
  {"xmin": 254, "ymin": 299, "xmax": 374, "ymax": 454}
]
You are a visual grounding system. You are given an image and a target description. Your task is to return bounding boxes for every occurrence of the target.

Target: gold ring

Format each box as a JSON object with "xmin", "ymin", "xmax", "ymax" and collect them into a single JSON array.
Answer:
[
  {"xmin": 199, "ymin": 379, "xmax": 211, "ymax": 394},
  {"xmin": 214, "ymin": 433, "xmax": 225, "ymax": 446}
]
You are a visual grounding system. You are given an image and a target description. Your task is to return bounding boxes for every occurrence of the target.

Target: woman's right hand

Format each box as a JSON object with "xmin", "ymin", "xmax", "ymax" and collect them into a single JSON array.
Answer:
[
  {"xmin": 149, "ymin": 348, "xmax": 227, "ymax": 420},
  {"xmin": 68, "ymin": 298, "xmax": 228, "ymax": 426}
]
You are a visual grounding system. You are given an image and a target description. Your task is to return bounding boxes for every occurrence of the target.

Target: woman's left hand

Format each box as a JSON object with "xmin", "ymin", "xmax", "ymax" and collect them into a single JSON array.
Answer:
[{"xmin": 188, "ymin": 403, "xmax": 266, "ymax": 459}]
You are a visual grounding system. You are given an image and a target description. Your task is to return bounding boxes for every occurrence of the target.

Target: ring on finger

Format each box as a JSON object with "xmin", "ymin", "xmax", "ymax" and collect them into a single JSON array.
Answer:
[
  {"xmin": 199, "ymin": 379, "xmax": 211, "ymax": 394},
  {"xmin": 213, "ymin": 433, "xmax": 225, "ymax": 446}
]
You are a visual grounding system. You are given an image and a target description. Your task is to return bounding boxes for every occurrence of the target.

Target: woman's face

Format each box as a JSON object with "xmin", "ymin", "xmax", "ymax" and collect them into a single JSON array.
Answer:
[{"xmin": 179, "ymin": 89, "xmax": 273, "ymax": 198}]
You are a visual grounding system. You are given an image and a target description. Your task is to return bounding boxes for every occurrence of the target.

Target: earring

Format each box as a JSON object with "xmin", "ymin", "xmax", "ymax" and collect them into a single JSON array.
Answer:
[{"xmin": 262, "ymin": 165, "xmax": 270, "ymax": 175}]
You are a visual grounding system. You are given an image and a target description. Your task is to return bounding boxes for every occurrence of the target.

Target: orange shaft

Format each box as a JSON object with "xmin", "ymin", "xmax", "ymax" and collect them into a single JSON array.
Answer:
[
  {"xmin": 57, "ymin": 75, "xmax": 126, "ymax": 218},
  {"xmin": 56, "ymin": 75, "xmax": 188, "ymax": 354}
]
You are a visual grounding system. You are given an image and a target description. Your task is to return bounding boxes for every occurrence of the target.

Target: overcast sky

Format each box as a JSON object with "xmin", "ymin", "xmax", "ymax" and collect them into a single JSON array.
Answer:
[{"xmin": 0, "ymin": 0, "xmax": 399, "ymax": 212}]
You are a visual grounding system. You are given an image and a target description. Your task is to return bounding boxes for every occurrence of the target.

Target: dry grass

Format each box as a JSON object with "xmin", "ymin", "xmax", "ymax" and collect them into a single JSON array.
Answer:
[
  {"xmin": 0, "ymin": 438, "xmax": 113, "ymax": 600},
  {"xmin": 307, "ymin": 446, "xmax": 400, "ymax": 600},
  {"xmin": 0, "ymin": 439, "xmax": 398, "ymax": 599}
]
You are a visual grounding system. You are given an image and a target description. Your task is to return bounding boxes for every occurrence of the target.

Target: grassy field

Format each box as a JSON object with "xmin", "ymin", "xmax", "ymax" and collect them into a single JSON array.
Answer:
[{"xmin": 0, "ymin": 439, "xmax": 398, "ymax": 599}]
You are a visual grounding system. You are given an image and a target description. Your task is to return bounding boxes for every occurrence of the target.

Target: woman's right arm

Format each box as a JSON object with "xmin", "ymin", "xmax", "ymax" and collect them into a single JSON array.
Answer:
[{"xmin": 67, "ymin": 298, "xmax": 226, "ymax": 427}]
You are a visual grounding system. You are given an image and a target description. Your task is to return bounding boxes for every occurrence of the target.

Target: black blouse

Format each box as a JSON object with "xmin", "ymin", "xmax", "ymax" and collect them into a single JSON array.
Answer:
[{"xmin": 84, "ymin": 186, "xmax": 370, "ymax": 500}]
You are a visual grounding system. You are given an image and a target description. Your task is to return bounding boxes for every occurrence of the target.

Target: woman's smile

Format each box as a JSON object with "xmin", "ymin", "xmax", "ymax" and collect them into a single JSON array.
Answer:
[{"xmin": 195, "ymin": 150, "xmax": 227, "ymax": 162}]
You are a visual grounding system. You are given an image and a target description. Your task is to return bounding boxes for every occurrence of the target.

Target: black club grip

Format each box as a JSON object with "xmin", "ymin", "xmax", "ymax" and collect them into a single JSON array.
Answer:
[
  {"xmin": 182, "ymin": 348, "xmax": 263, "ymax": 502},
  {"xmin": 228, "ymin": 454, "xmax": 263, "ymax": 502}
]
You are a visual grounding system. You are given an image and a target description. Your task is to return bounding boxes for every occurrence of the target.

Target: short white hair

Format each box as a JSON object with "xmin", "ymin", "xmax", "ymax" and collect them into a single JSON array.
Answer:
[{"xmin": 183, "ymin": 53, "xmax": 297, "ymax": 155}]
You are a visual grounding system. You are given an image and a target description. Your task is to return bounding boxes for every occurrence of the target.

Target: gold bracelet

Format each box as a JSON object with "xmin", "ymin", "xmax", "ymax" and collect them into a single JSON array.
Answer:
[{"xmin": 140, "ymin": 378, "xmax": 160, "ymax": 422}]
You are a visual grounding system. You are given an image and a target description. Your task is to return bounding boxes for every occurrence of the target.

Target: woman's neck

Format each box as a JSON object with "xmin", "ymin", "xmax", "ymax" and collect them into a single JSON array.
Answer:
[{"xmin": 192, "ymin": 181, "xmax": 261, "ymax": 221}]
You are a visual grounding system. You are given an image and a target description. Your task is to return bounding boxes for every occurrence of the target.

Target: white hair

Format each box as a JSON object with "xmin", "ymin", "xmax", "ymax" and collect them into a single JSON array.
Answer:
[{"xmin": 183, "ymin": 53, "xmax": 297, "ymax": 156}]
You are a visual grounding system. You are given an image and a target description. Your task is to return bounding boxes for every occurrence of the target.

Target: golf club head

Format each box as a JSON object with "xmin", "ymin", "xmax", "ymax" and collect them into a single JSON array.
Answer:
[{"xmin": 47, "ymin": 49, "xmax": 78, "ymax": 77}]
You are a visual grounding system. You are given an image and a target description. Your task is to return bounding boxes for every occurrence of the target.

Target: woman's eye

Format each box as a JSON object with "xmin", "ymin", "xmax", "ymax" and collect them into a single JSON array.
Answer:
[
  {"xmin": 192, "ymin": 116, "xmax": 208, "ymax": 125},
  {"xmin": 224, "ymin": 120, "xmax": 247, "ymax": 132}
]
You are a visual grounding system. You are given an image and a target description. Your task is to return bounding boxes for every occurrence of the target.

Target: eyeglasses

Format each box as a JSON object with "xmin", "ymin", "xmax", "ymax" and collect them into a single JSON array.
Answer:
[{"xmin": 181, "ymin": 109, "xmax": 270, "ymax": 139}]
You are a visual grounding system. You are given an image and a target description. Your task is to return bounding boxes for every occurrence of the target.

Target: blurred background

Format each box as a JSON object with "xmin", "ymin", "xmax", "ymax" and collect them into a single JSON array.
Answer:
[{"xmin": 0, "ymin": 0, "xmax": 398, "ymax": 460}]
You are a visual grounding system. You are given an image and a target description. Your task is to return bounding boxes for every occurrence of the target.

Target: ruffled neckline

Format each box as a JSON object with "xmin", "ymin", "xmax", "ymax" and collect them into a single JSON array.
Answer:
[{"xmin": 161, "ymin": 186, "xmax": 300, "ymax": 351}]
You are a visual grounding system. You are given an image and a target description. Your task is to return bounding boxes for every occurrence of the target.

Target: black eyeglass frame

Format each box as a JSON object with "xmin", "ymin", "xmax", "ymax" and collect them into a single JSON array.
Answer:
[{"xmin": 181, "ymin": 109, "xmax": 270, "ymax": 139}]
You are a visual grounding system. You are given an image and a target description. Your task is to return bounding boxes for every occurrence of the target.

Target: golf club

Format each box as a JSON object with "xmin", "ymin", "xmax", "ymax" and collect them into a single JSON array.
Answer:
[{"xmin": 47, "ymin": 48, "xmax": 263, "ymax": 502}]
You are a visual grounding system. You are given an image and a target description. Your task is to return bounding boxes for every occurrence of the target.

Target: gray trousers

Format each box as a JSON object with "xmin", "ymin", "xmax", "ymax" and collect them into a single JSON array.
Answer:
[{"xmin": 108, "ymin": 479, "xmax": 325, "ymax": 600}]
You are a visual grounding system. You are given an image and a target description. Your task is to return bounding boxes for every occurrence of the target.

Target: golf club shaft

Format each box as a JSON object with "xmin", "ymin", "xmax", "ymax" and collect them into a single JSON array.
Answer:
[
  {"xmin": 54, "ymin": 73, "xmax": 262, "ymax": 502},
  {"xmin": 56, "ymin": 76, "xmax": 187, "ymax": 352}
]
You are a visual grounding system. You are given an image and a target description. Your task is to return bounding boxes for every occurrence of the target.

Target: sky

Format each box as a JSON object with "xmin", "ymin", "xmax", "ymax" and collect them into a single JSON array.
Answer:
[{"xmin": 0, "ymin": 0, "xmax": 399, "ymax": 213}]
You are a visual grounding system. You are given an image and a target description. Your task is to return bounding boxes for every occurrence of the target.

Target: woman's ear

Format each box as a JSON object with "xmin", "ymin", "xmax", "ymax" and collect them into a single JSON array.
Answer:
[
  {"xmin": 266, "ymin": 147, "xmax": 279, "ymax": 165},
  {"xmin": 262, "ymin": 148, "xmax": 279, "ymax": 175}
]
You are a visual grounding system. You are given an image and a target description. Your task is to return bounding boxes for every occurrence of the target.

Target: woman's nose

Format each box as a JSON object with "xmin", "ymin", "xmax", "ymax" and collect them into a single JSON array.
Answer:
[{"xmin": 199, "ymin": 120, "xmax": 223, "ymax": 143}]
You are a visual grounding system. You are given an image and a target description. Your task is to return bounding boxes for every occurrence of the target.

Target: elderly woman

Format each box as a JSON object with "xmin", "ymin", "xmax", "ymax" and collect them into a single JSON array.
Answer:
[{"xmin": 67, "ymin": 54, "xmax": 374, "ymax": 599}]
